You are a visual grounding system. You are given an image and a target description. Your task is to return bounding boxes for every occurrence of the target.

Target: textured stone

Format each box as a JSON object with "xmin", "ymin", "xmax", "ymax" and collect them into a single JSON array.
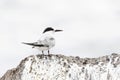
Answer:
[{"xmin": 0, "ymin": 53, "xmax": 120, "ymax": 80}]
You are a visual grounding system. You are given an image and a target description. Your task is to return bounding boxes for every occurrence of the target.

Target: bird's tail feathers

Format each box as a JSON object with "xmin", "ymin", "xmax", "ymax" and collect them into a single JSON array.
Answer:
[{"xmin": 22, "ymin": 42, "xmax": 36, "ymax": 46}]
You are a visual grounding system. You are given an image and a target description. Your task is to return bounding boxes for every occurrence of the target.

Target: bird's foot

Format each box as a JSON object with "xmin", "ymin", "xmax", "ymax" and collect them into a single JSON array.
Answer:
[{"xmin": 48, "ymin": 53, "xmax": 52, "ymax": 57}]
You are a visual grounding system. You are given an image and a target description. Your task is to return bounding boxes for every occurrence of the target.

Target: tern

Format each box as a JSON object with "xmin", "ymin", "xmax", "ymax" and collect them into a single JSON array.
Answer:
[{"xmin": 22, "ymin": 27, "xmax": 62, "ymax": 55}]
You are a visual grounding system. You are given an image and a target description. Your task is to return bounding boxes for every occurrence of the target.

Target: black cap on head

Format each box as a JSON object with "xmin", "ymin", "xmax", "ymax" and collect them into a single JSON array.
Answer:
[{"xmin": 43, "ymin": 27, "xmax": 54, "ymax": 33}]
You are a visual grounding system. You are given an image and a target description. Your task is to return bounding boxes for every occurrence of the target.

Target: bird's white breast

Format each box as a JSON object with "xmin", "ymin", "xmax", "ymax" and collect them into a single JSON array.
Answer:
[{"xmin": 36, "ymin": 34, "xmax": 55, "ymax": 51}]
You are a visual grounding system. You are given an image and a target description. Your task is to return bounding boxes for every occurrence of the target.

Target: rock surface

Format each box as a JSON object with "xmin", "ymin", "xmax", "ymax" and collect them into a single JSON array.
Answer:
[{"xmin": 0, "ymin": 53, "xmax": 120, "ymax": 80}]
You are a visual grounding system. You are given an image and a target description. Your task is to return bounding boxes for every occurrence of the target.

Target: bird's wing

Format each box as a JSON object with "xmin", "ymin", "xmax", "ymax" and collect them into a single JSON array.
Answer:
[{"xmin": 22, "ymin": 42, "xmax": 49, "ymax": 47}]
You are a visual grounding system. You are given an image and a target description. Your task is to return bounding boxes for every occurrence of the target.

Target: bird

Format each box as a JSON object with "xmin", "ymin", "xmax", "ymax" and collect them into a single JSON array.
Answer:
[{"xmin": 22, "ymin": 27, "xmax": 63, "ymax": 55}]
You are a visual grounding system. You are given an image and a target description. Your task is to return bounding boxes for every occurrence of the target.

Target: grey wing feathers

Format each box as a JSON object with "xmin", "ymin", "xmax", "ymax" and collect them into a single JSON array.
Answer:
[{"xmin": 22, "ymin": 42, "xmax": 49, "ymax": 47}]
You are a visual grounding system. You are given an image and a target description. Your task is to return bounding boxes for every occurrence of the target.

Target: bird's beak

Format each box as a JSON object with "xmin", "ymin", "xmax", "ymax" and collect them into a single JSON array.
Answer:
[{"xmin": 55, "ymin": 30, "xmax": 63, "ymax": 32}]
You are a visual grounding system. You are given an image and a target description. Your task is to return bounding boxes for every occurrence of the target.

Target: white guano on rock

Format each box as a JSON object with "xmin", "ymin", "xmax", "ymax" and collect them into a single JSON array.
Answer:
[{"xmin": 0, "ymin": 53, "xmax": 120, "ymax": 80}]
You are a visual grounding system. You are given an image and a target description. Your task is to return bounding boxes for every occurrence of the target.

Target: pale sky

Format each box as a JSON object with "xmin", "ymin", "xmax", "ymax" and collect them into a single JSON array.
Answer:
[{"xmin": 0, "ymin": 0, "xmax": 120, "ymax": 77}]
